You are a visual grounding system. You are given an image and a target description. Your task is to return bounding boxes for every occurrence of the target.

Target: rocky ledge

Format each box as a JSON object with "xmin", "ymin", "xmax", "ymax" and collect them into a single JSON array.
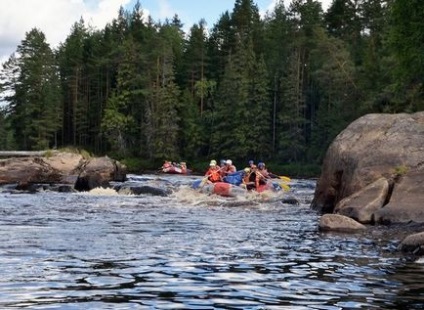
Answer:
[
  {"xmin": 0, "ymin": 151, "xmax": 127, "ymax": 192},
  {"xmin": 310, "ymin": 111, "xmax": 424, "ymax": 255}
]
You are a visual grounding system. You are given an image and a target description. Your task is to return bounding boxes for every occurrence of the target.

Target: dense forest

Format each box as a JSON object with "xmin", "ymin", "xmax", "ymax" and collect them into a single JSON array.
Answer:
[{"xmin": 0, "ymin": 0, "xmax": 423, "ymax": 174}]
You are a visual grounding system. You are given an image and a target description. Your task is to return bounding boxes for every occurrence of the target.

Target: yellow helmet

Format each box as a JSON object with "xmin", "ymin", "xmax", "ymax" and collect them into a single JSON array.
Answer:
[{"xmin": 210, "ymin": 160, "xmax": 217, "ymax": 166}]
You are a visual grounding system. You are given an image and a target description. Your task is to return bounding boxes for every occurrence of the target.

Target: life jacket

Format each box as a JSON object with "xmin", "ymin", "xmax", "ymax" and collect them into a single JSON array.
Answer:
[
  {"xmin": 207, "ymin": 169, "xmax": 221, "ymax": 182},
  {"xmin": 255, "ymin": 170, "xmax": 268, "ymax": 189}
]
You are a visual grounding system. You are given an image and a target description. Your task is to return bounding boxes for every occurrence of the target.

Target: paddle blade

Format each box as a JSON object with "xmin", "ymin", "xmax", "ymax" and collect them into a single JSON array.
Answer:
[
  {"xmin": 280, "ymin": 183, "xmax": 290, "ymax": 191},
  {"xmin": 279, "ymin": 176, "xmax": 291, "ymax": 183}
]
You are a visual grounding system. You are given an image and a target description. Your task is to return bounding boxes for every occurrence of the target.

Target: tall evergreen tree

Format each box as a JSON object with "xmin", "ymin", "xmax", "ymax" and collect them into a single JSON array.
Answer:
[
  {"xmin": 0, "ymin": 107, "xmax": 16, "ymax": 150},
  {"xmin": 263, "ymin": 1, "xmax": 291, "ymax": 151},
  {"xmin": 388, "ymin": 0, "xmax": 424, "ymax": 111},
  {"xmin": 309, "ymin": 28, "xmax": 359, "ymax": 162},
  {"xmin": 57, "ymin": 18, "xmax": 88, "ymax": 146},
  {"xmin": 143, "ymin": 22, "xmax": 182, "ymax": 160},
  {"xmin": 101, "ymin": 35, "xmax": 141, "ymax": 156},
  {"xmin": 6, "ymin": 28, "xmax": 62, "ymax": 150},
  {"xmin": 212, "ymin": 38, "xmax": 270, "ymax": 160},
  {"xmin": 325, "ymin": 0, "xmax": 363, "ymax": 65}
]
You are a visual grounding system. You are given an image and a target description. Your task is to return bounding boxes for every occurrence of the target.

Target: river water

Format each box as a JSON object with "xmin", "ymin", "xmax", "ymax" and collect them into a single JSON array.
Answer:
[{"xmin": 0, "ymin": 174, "xmax": 423, "ymax": 309}]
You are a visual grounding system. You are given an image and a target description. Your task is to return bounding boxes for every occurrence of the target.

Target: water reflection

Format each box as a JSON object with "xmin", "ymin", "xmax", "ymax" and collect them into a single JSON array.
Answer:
[{"xmin": 0, "ymin": 176, "xmax": 421, "ymax": 309}]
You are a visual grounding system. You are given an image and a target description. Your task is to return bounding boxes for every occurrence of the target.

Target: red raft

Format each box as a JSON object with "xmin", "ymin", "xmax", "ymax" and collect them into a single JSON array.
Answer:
[
  {"xmin": 193, "ymin": 178, "xmax": 281, "ymax": 197},
  {"xmin": 199, "ymin": 182, "xmax": 246, "ymax": 197},
  {"xmin": 161, "ymin": 161, "xmax": 189, "ymax": 174}
]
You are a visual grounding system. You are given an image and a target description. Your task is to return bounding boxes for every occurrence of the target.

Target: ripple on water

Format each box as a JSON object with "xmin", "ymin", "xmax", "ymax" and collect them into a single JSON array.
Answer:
[{"xmin": 0, "ymin": 176, "xmax": 420, "ymax": 309}]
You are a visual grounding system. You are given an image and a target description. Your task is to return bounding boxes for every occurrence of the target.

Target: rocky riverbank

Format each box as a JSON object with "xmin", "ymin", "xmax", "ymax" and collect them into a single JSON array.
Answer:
[
  {"xmin": 310, "ymin": 111, "xmax": 424, "ymax": 254},
  {"xmin": 0, "ymin": 151, "xmax": 126, "ymax": 192}
]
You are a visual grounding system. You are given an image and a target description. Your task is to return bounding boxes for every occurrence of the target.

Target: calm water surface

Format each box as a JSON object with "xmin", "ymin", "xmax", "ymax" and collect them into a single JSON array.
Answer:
[{"xmin": 0, "ymin": 174, "xmax": 423, "ymax": 309}]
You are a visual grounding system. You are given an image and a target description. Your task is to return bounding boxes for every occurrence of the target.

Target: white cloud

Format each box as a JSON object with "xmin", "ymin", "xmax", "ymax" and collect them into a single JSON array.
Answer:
[
  {"xmin": 0, "ymin": 0, "xmax": 132, "ymax": 64},
  {"xmin": 261, "ymin": 0, "xmax": 332, "ymax": 17}
]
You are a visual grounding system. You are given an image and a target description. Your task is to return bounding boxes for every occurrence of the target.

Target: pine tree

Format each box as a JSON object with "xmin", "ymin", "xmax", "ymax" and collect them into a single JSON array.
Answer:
[
  {"xmin": 57, "ymin": 18, "xmax": 87, "ymax": 146},
  {"xmin": 325, "ymin": 0, "xmax": 363, "ymax": 65},
  {"xmin": 0, "ymin": 107, "xmax": 16, "ymax": 150},
  {"xmin": 143, "ymin": 22, "xmax": 182, "ymax": 160},
  {"xmin": 388, "ymin": 0, "xmax": 424, "ymax": 111},
  {"xmin": 5, "ymin": 28, "xmax": 62, "ymax": 150},
  {"xmin": 263, "ymin": 1, "xmax": 291, "ymax": 151},
  {"xmin": 308, "ymin": 28, "xmax": 359, "ymax": 162}
]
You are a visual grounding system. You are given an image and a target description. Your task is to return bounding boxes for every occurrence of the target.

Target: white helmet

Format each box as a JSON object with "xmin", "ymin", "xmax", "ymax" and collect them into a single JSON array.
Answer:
[{"xmin": 226, "ymin": 159, "xmax": 232, "ymax": 165}]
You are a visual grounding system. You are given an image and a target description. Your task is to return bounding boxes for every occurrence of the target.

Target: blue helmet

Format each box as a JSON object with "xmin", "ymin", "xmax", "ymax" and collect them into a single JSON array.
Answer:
[
  {"xmin": 258, "ymin": 162, "xmax": 265, "ymax": 168},
  {"xmin": 248, "ymin": 160, "xmax": 254, "ymax": 165}
]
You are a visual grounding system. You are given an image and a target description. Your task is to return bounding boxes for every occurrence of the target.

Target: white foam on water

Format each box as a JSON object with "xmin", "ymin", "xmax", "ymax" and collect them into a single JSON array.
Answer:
[
  {"xmin": 171, "ymin": 186, "xmax": 226, "ymax": 205},
  {"xmin": 171, "ymin": 185, "xmax": 285, "ymax": 207},
  {"xmin": 87, "ymin": 187, "xmax": 120, "ymax": 196}
]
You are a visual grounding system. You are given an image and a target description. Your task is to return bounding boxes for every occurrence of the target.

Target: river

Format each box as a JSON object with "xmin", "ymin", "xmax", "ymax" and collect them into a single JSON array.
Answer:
[{"xmin": 0, "ymin": 174, "xmax": 423, "ymax": 309}]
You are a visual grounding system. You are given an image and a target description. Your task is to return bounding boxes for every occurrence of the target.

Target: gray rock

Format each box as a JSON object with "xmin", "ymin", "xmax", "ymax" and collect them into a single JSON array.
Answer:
[
  {"xmin": 375, "ymin": 169, "xmax": 424, "ymax": 223},
  {"xmin": 398, "ymin": 231, "xmax": 424, "ymax": 255},
  {"xmin": 319, "ymin": 214, "xmax": 367, "ymax": 232},
  {"xmin": 334, "ymin": 177, "xmax": 389, "ymax": 224},
  {"xmin": 120, "ymin": 185, "xmax": 171, "ymax": 196}
]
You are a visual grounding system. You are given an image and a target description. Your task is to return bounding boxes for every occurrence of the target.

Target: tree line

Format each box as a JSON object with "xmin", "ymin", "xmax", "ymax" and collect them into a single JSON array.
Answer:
[{"xmin": 0, "ymin": 0, "xmax": 423, "ymax": 172}]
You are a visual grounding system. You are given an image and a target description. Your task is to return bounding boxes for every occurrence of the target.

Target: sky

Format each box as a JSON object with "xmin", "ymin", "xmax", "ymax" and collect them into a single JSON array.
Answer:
[{"xmin": 0, "ymin": 0, "xmax": 332, "ymax": 66}]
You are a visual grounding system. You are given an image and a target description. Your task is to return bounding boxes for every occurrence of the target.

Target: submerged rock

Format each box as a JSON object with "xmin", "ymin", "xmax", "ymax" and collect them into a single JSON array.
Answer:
[
  {"xmin": 281, "ymin": 195, "xmax": 300, "ymax": 205},
  {"xmin": 398, "ymin": 231, "xmax": 424, "ymax": 255}
]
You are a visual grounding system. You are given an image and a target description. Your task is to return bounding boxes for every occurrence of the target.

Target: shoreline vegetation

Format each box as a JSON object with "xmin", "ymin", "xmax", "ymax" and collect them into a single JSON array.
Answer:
[
  {"xmin": 1, "ymin": 0, "xmax": 423, "ymax": 173},
  {"xmin": 121, "ymin": 157, "xmax": 321, "ymax": 179},
  {"xmin": 0, "ymin": 149, "xmax": 321, "ymax": 181}
]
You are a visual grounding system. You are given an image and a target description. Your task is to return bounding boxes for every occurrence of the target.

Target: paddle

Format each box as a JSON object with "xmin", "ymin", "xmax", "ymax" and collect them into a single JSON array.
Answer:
[
  {"xmin": 279, "ymin": 175, "xmax": 291, "ymax": 183},
  {"xmin": 278, "ymin": 182, "xmax": 291, "ymax": 192},
  {"xmin": 258, "ymin": 171, "xmax": 290, "ymax": 191},
  {"xmin": 268, "ymin": 172, "xmax": 291, "ymax": 183}
]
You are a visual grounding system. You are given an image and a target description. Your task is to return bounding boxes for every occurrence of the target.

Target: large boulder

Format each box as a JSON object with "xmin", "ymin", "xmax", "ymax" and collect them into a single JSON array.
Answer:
[
  {"xmin": 0, "ymin": 151, "xmax": 126, "ymax": 191},
  {"xmin": 311, "ymin": 112, "xmax": 424, "ymax": 222},
  {"xmin": 75, "ymin": 156, "xmax": 127, "ymax": 191}
]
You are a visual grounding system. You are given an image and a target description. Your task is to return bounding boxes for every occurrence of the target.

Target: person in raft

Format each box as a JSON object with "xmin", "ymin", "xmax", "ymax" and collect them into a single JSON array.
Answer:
[
  {"xmin": 221, "ymin": 159, "xmax": 237, "ymax": 177},
  {"xmin": 179, "ymin": 162, "xmax": 187, "ymax": 174},
  {"xmin": 255, "ymin": 161, "xmax": 280, "ymax": 188},
  {"xmin": 241, "ymin": 167, "xmax": 256, "ymax": 191},
  {"xmin": 205, "ymin": 160, "xmax": 222, "ymax": 183},
  {"xmin": 248, "ymin": 159, "xmax": 257, "ymax": 170}
]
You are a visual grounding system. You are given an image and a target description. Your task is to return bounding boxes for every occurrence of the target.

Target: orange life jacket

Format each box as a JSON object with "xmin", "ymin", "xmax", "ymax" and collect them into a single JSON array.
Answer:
[{"xmin": 207, "ymin": 168, "xmax": 221, "ymax": 182}]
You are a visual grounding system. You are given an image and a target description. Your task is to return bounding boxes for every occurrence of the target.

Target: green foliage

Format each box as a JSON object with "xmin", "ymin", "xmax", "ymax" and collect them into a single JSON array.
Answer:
[
  {"xmin": 0, "ymin": 108, "xmax": 16, "ymax": 150},
  {"xmin": 387, "ymin": 0, "xmax": 424, "ymax": 110},
  {"xmin": 269, "ymin": 162, "xmax": 322, "ymax": 178},
  {"xmin": 0, "ymin": 0, "xmax": 423, "ymax": 173},
  {"xmin": 3, "ymin": 28, "xmax": 62, "ymax": 150},
  {"xmin": 120, "ymin": 157, "xmax": 145, "ymax": 173},
  {"xmin": 393, "ymin": 165, "xmax": 409, "ymax": 177}
]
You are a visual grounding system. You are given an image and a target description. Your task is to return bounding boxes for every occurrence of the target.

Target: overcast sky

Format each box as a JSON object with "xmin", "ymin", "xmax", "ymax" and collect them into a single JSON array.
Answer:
[{"xmin": 0, "ymin": 0, "xmax": 331, "ymax": 66}]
